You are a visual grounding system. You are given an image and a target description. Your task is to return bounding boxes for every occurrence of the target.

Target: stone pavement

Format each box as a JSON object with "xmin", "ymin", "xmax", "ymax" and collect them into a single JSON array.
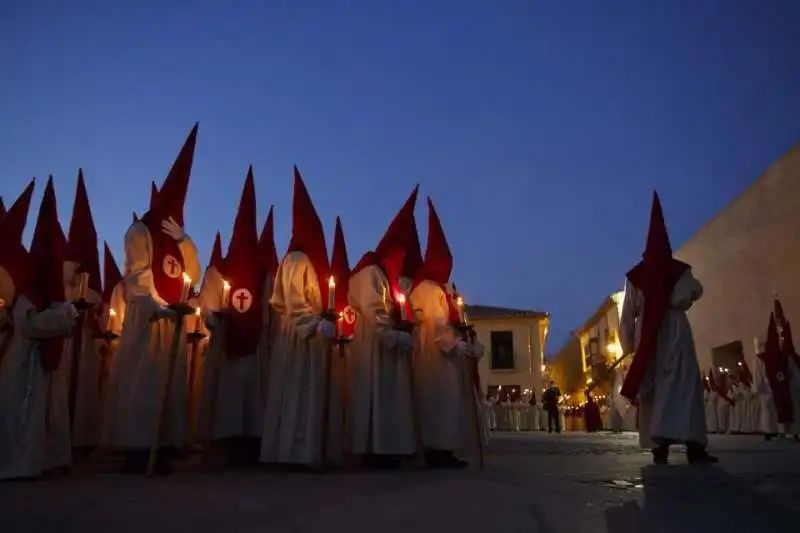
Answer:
[{"xmin": 2, "ymin": 432, "xmax": 799, "ymax": 533}]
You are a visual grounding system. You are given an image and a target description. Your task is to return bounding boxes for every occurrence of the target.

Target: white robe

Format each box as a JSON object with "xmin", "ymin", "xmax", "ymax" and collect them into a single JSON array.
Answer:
[
  {"xmin": 347, "ymin": 265, "xmax": 416, "ymax": 455},
  {"xmin": 260, "ymin": 251, "xmax": 343, "ymax": 465},
  {"xmin": 618, "ymin": 271, "xmax": 707, "ymax": 449},
  {"xmin": 197, "ymin": 266, "xmax": 263, "ymax": 441},
  {"xmin": 103, "ymin": 222, "xmax": 200, "ymax": 450},
  {"xmin": 704, "ymin": 390, "xmax": 718, "ymax": 433},
  {"xmin": 410, "ymin": 280, "xmax": 488, "ymax": 454},
  {"xmin": 0, "ymin": 296, "xmax": 76, "ymax": 479},
  {"xmin": 715, "ymin": 385, "xmax": 732, "ymax": 434},
  {"xmin": 62, "ymin": 263, "xmax": 104, "ymax": 448},
  {"xmin": 752, "ymin": 356, "xmax": 780, "ymax": 434},
  {"xmin": 95, "ymin": 282, "xmax": 126, "ymax": 443},
  {"xmin": 610, "ymin": 366, "xmax": 628, "ymax": 431}
]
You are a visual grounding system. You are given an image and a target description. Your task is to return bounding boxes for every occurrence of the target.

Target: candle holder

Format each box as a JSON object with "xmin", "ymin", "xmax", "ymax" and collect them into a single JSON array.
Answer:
[
  {"xmin": 168, "ymin": 302, "xmax": 195, "ymax": 317},
  {"xmin": 335, "ymin": 336, "xmax": 351, "ymax": 346},
  {"xmin": 73, "ymin": 298, "xmax": 92, "ymax": 312},
  {"xmin": 455, "ymin": 322, "xmax": 476, "ymax": 343},
  {"xmin": 187, "ymin": 330, "xmax": 206, "ymax": 343},
  {"xmin": 393, "ymin": 320, "xmax": 414, "ymax": 334},
  {"xmin": 93, "ymin": 330, "xmax": 119, "ymax": 342},
  {"xmin": 320, "ymin": 310, "xmax": 337, "ymax": 323}
]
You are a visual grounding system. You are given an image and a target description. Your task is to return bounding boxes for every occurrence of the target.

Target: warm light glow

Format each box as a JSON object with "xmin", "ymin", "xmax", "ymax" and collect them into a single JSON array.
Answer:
[
  {"xmin": 456, "ymin": 296, "xmax": 464, "ymax": 308},
  {"xmin": 396, "ymin": 293, "xmax": 406, "ymax": 305},
  {"xmin": 606, "ymin": 343, "xmax": 618, "ymax": 354},
  {"xmin": 195, "ymin": 307, "xmax": 201, "ymax": 316},
  {"xmin": 328, "ymin": 276, "xmax": 336, "ymax": 289},
  {"xmin": 222, "ymin": 280, "xmax": 231, "ymax": 291},
  {"xmin": 182, "ymin": 273, "xmax": 191, "ymax": 283},
  {"xmin": 109, "ymin": 309, "xmax": 117, "ymax": 317},
  {"xmin": 541, "ymin": 364, "xmax": 546, "ymax": 373},
  {"xmin": 737, "ymin": 361, "xmax": 743, "ymax": 366},
  {"xmin": 586, "ymin": 377, "xmax": 593, "ymax": 384}
]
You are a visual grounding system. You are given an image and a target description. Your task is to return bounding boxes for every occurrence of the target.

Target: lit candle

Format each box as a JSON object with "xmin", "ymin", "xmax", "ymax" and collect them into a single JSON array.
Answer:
[
  {"xmin": 221, "ymin": 280, "xmax": 231, "ymax": 308},
  {"xmin": 327, "ymin": 276, "xmax": 336, "ymax": 313},
  {"xmin": 396, "ymin": 292, "xmax": 407, "ymax": 322},
  {"xmin": 79, "ymin": 272, "xmax": 89, "ymax": 300},
  {"xmin": 455, "ymin": 295, "xmax": 465, "ymax": 323},
  {"xmin": 108, "ymin": 308, "xmax": 117, "ymax": 333},
  {"xmin": 194, "ymin": 306, "xmax": 203, "ymax": 333},
  {"xmin": 180, "ymin": 273, "xmax": 191, "ymax": 303},
  {"xmin": 336, "ymin": 311, "xmax": 344, "ymax": 338}
]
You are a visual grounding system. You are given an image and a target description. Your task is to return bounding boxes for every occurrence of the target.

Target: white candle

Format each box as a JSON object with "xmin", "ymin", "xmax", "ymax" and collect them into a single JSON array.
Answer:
[
  {"xmin": 180, "ymin": 273, "xmax": 191, "ymax": 303},
  {"xmin": 194, "ymin": 306, "xmax": 203, "ymax": 332},
  {"xmin": 327, "ymin": 276, "xmax": 336, "ymax": 313},
  {"xmin": 336, "ymin": 311, "xmax": 344, "ymax": 338},
  {"xmin": 222, "ymin": 280, "xmax": 231, "ymax": 308},
  {"xmin": 455, "ymin": 295, "xmax": 465, "ymax": 323},
  {"xmin": 79, "ymin": 272, "xmax": 89, "ymax": 300},
  {"xmin": 397, "ymin": 292, "xmax": 407, "ymax": 322},
  {"xmin": 108, "ymin": 308, "xmax": 117, "ymax": 333}
]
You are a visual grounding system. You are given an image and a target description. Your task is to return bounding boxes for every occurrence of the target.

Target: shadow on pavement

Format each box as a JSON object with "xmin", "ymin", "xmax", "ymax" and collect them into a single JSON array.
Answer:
[{"xmin": 605, "ymin": 465, "xmax": 800, "ymax": 533}]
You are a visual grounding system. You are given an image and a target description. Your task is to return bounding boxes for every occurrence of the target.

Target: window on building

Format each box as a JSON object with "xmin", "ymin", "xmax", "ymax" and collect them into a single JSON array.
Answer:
[{"xmin": 490, "ymin": 331, "xmax": 515, "ymax": 370}]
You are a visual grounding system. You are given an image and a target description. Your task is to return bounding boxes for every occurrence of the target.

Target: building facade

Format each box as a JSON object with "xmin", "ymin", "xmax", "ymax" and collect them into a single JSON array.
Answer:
[
  {"xmin": 465, "ymin": 305, "xmax": 549, "ymax": 402},
  {"xmin": 547, "ymin": 336, "xmax": 583, "ymax": 396},
  {"xmin": 675, "ymin": 142, "xmax": 800, "ymax": 371}
]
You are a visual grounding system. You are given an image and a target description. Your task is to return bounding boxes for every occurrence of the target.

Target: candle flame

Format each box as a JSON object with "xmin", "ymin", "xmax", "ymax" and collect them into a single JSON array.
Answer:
[
  {"xmin": 328, "ymin": 276, "xmax": 336, "ymax": 289},
  {"xmin": 195, "ymin": 307, "xmax": 201, "ymax": 316},
  {"xmin": 396, "ymin": 293, "xmax": 406, "ymax": 305},
  {"xmin": 222, "ymin": 280, "xmax": 231, "ymax": 290},
  {"xmin": 109, "ymin": 309, "xmax": 117, "ymax": 317},
  {"xmin": 182, "ymin": 273, "xmax": 191, "ymax": 283},
  {"xmin": 456, "ymin": 296, "xmax": 464, "ymax": 307}
]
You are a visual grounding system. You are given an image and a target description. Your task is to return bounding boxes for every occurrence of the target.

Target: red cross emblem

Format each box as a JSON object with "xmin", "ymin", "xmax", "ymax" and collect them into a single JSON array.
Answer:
[
  {"xmin": 231, "ymin": 288, "xmax": 253, "ymax": 313},
  {"xmin": 162, "ymin": 254, "xmax": 182, "ymax": 279},
  {"xmin": 339, "ymin": 305, "xmax": 357, "ymax": 338}
]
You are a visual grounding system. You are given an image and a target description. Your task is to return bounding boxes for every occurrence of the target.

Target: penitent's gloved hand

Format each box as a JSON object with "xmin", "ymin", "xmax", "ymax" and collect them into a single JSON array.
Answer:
[
  {"xmin": 394, "ymin": 331, "xmax": 414, "ymax": 351},
  {"xmin": 317, "ymin": 319, "xmax": 336, "ymax": 340},
  {"xmin": 161, "ymin": 217, "xmax": 186, "ymax": 242},
  {"xmin": 151, "ymin": 306, "xmax": 176, "ymax": 322}
]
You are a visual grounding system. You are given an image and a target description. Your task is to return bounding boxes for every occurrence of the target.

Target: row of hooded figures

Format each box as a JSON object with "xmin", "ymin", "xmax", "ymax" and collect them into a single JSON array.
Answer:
[
  {"xmin": 0, "ymin": 124, "xmax": 490, "ymax": 480},
  {"xmin": 4, "ymin": 123, "xmax": 800, "ymax": 478}
]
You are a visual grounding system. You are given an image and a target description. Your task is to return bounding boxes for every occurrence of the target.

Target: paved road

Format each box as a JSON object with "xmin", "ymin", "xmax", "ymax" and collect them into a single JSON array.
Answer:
[{"xmin": 2, "ymin": 432, "xmax": 798, "ymax": 532}]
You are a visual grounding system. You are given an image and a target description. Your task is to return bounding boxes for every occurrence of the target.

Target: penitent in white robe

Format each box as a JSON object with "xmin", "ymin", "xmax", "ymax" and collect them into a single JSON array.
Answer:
[
  {"xmin": 715, "ymin": 388, "xmax": 732, "ymax": 434},
  {"xmin": 347, "ymin": 265, "xmax": 416, "ymax": 455},
  {"xmin": 62, "ymin": 262, "xmax": 104, "ymax": 448},
  {"xmin": 103, "ymin": 222, "xmax": 200, "ymax": 450},
  {"xmin": 704, "ymin": 390, "xmax": 718, "ymax": 433},
  {"xmin": 610, "ymin": 365, "xmax": 629, "ymax": 431},
  {"xmin": 618, "ymin": 271, "xmax": 707, "ymax": 449},
  {"xmin": 0, "ymin": 295, "xmax": 76, "ymax": 479},
  {"xmin": 410, "ymin": 280, "xmax": 488, "ymax": 455},
  {"xmin": 95, "ymin": 282, "xmax": 126, "ymax": 442},
  {"xmin": 196, "ymin": 266, "xmax": 264, "ymax": 441},
  {"xmin": 752, "ymin": 356, "xmax": 780, "ymax": 435},
  {"xmin": 260, "ymin": 251, "xmax": 343, "ymax": 466}
]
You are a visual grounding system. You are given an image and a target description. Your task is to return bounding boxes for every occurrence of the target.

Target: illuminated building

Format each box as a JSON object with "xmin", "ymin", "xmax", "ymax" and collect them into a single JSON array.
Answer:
[
  {"xmin": 675, "ymin": 141, "xmax": 800, "ymax": 371},
  {"xmin": 465, "ymin": 304, "xmax": 550, "ymax": 402}
]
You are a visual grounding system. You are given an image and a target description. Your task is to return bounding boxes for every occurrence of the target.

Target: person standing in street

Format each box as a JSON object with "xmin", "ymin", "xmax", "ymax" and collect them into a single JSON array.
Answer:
[{"xmin": 543, "ymin": 381, "xmax": 561, "ymax": 433}]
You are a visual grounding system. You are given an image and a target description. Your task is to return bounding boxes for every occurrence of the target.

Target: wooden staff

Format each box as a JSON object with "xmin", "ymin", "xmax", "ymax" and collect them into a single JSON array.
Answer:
[
  {"xmin": 68, "ymin": 299, "xmax": 90, "ymax": 435},
  {"xmin": 320, "ymin": 339, "xmax": 334, "ymax": 467},
  {"xmin": 146, "ymin": 302, "xmax": 191, "ymax": 477},
  {"xmin": 337, "ymin": 338, "xmax": 351, "ymax": 465}
]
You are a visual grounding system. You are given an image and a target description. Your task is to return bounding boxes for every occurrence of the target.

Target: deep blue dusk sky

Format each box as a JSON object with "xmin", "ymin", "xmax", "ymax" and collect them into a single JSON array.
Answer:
[{"xmin": 2, "ymin": 1, "xmax": 800, "ymax": 353}]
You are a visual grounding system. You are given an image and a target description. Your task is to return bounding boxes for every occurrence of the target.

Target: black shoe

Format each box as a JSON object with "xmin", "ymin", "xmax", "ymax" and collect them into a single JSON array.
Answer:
[
  {"xmin": 687, "ymin": 448, "xmax": 718, "ymax": 465},
  {"xmin": 372, "ymin": 454, "xmax": 403, "ymax": 470},
  {"xmin": 652, "ymin": 446, "xmax": 669, "ymax": 465},
  {"xmin": 425, "ymin": 450, "xmax": 469, "ymax": 470}
]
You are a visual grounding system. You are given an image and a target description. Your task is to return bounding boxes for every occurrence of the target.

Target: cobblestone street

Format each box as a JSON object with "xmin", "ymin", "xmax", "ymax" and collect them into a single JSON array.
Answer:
[{"xmin": 2, "ymin": 432, "xmax": 798, "ymax": 533}]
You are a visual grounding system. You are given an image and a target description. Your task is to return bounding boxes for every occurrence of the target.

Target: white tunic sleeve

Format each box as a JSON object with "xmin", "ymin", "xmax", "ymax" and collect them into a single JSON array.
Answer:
[
  {"xmin": 270, "ymin": 251, "xmax": 322, "ymax": 340},
  {"xmin": 349, "ymin": 266, "xmax": 408, "ymax": 352},
  {"xmin": 122, "ymin": 222, "xmax": 166, "ymax": 318},
  {"xmin": 618, "ymin": 278, "xmax": 640, "ymax": 355},
  {"xmin": 177, "ymin": 236, "xmax": 201, "ymax": 285},
  {"xmin": 14, "ymin": 297, "xmax": 75, "ymax": 340}
]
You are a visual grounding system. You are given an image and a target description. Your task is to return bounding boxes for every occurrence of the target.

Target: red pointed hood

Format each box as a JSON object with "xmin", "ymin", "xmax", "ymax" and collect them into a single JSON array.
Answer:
[
  {"xmin": 65, "ymin": 169, "xmax": 102, "ymax": 295},
  {"xmin": 258, "ymin": 205, "xmax": 279, "ymax": 275},
  {"xmin": 209, "ymin": 231, "xmax": 223, "ymax": 270},
  {"xmin": 402, "ymin": 214, "xmax": 423, "ymax": 280},
  {"xmin": 766, "ymin": 313, "xmax": 781, "ymax": 355},
  {"xmin": 330, "ymin": 216, "xmax": 351, "ymax": 313},
  {"xmin": 621, "ymin": 191, "xmax": 690, "ymax": 402},
  {"xmin": 414, "ymin": 196, "xmax": 453, "ymax": 288},
  {"xmin": 286, "ymin": 166, "xmax": 329, "ymax": 304},
  {"xmin": 737, "ymin": 359, "xmax": 753, "ymax": 387},
  {"xmin": 353, "ymin": 185, "xmax": 419, "ymax": 281},
  {"xmin": 0, "ymin": 179, "xmax": 35, "ymax": 289},
  {"xmin": 143, "ymin": 124, "xmax": 197, "ymax": 227},
  {"xmin": 25, "ymin": 176, "xmax": 66, "ymax": 309},
  {"xmin": 219, "ymin": 166, "xmax": 265, "ymax": 357},
  {"xmin": 102, "ymin": 241, "xmax": 122, "ymax": 304},
  {"xmin": 223, "ymin": 166, "xmax": 260, "ymax": 270}
]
